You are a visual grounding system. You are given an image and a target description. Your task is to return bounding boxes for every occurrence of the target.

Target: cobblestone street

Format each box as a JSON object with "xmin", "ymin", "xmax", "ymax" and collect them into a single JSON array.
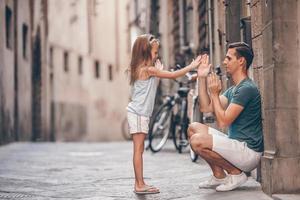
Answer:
[{"xmin": 0, "ymin": 141, "xmax": 277, "ymax": 200}]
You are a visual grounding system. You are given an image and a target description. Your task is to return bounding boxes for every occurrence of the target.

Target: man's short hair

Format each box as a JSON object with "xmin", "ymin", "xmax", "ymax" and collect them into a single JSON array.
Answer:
[{"xmin": 228, "ymin": 42, "xmax": 254, "ymax": 70}]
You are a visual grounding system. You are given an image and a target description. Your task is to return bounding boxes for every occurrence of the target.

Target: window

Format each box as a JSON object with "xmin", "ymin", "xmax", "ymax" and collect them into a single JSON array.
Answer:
[
  {"xmin": 64, "ymin": 51, "xmax": 69, "ymax": 72},
  {"xmin": 49, "ymin": 46, "xmax": 53, "ymax": 68},
  {"xmin": 240, "ymin": 0, "xmax": 251, "ymax": 19},
  {"xmin": 22, "ymin": 24, "xmax": 28, "ymax": 59},
  {"xmin": 78, "ymin": 56, "xmax": 83, "ymax": 75},
  {"xmin": 108, "ymin": 65, "xmax": 113, "ymax": 81},
  {"xmin": 240, "ymin": 1, "xmax": 252, "ymax": 47},
  {"xmin": 5, "ymin": 6, "xmax": 13, "ymax": 49},
  {"xmin": 95, "ymin": 60, "xmax": 100, "ymax": 78},
  {"xmin": 240, "ymin": 17, "xmax": 252, "ymax": 47}
]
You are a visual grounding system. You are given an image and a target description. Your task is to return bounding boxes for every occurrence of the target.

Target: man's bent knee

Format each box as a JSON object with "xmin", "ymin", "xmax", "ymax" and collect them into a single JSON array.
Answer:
[
  {"xmin": 190, "ymin": 132, "xmax": 212, "ymax": 152},
  {"xmin": 190, "ymin": 134, "xmax": 205, "ymax": 151},
  {"xmin": 188, "ymin": 122, "xmax": 208, "ymax": 139},
  {"xmin": 187, "ymin": 123, "xmax": 196, "ymax": 138}
]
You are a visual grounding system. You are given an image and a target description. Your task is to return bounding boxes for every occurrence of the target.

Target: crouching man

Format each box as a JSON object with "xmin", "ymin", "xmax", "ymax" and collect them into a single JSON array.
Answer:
[{"xmin": 189, "ymin": 42, "xmax": 264, "ymax": 192}]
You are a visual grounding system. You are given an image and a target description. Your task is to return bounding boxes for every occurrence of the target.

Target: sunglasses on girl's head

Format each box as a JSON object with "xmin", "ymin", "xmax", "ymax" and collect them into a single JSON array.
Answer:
[{"xmin": 149, "ymin": 35, "xmax": 155, "ymax": 42}]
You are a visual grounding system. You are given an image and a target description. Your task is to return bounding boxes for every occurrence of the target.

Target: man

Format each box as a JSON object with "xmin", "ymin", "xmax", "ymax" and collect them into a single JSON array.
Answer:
[{"xmin": 188, "ymin": 42, "xmax": 264, "ymax": 192}]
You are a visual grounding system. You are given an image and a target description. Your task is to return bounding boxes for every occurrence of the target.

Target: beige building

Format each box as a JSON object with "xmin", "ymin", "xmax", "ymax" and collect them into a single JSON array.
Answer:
[
  {"xmin": 47, "ymin": 0, "xmax": 132, "ymax": 141},
  {"xmin": 1, "ymin": 0, "xmax": 134, "ymax": 143}
]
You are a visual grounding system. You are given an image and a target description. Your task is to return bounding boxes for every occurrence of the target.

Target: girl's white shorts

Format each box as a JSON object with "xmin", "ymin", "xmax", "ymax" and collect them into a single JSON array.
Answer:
[{"xmin": 127, "ymin": 112, "xmax": 150, "ymax": 134}]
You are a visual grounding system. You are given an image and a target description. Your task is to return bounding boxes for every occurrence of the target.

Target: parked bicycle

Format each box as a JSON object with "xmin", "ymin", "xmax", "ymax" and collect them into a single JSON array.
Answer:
[{"xmin": 148, "ymin": 68, "xmax": 197, "ymax": 156}]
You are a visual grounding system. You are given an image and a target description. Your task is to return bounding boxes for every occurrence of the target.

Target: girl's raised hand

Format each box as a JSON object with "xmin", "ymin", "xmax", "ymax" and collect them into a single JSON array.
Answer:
[
  {"xmin": 155, "ymin": 59, "xmax": 164, "ymax": 70},
  {"xmin": 190, "ymin": 55, "xmax": 202, "ymax": 69},
  {"xmin": 197, "ymin": 54, "xmax": 211, "ymax": 77}
]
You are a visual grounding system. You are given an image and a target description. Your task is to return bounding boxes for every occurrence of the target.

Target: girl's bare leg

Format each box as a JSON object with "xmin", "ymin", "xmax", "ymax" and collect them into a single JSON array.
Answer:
[
  {"xmin": 132, "ymin": 133, "xmax": 146, "ymax": 189},
  {"xmin": 132, "ymin": 133, "xmax": 159, "ymax": 192}
]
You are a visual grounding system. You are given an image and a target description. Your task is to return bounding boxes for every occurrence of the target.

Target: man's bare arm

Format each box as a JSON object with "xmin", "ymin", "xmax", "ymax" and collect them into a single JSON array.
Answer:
[
  {"xmin": 198, "ymin": 77, "xmax": 213, "ymax": 112},
  {"xmin": 197, "ymin": 55, "xmax": 229, "ymax": 113},
  {"xmin": 211, "ymin": 94, "xmax": 243, "ymax": 128},
  {"xmin": 207, "ymin": 73, "xmax": 242, "ymax": 128},
  {"xmin": 198, "ymin": 77, "xmax": 228, "ymax": 113}
]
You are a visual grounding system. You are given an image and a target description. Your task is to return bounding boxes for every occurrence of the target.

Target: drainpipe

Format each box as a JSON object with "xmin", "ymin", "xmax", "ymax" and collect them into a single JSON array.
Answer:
[
  {"xmin": 212, "ymin": 0, "xmax": 221, "ymax": 66},
  {"xmin": 208, "ymin": 0, "xmax": 213, "ymax": 65},
  {"xmin": 179, "ymin": 0, "xmax": 185, "ymax": 51}
]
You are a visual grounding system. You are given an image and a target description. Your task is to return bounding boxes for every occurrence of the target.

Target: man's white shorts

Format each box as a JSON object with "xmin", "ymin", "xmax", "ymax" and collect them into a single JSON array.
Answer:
[
  {"xmin": 209, "ymin": 127, "xmax": 262, "ymax": 172},
  {"xmin": 127, "ymin": 112, "xmax": 150, "ymax": 134}
]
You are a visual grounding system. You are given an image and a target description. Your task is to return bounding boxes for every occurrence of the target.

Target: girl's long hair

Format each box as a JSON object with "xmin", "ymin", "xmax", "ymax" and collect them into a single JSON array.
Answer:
[{"xmin": 128, "ymin": 34, "xmax": 158, "ymax": 85}]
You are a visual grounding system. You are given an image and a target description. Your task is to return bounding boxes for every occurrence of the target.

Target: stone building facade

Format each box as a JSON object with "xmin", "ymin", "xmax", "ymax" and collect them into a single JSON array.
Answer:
[
  {"xmin": 251, "ymin": 0, "xmax": 300, "ymax": 195},
  {"xmin": 0, "ymin": 0, "xmax": 48, "ymax": 143},
  {"xmin": 0, "ymin": 0, "xmax": 16, "ymax": 143},
  {"xmin": 142, "ymin": 0, "xmax": 300, "ymax": 196}
]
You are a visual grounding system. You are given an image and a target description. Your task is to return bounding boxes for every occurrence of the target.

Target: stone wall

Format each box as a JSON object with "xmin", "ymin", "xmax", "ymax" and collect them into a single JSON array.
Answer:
[{"xmin": 251, "ymin": 0, "xmax": 300, "ymax": 194}]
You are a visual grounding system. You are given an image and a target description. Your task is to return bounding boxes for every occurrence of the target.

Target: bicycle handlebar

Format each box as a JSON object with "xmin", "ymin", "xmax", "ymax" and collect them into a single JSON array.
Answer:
[{"xmin": 171, "ymin": 64, "xmax": 197, "ymax": 85}]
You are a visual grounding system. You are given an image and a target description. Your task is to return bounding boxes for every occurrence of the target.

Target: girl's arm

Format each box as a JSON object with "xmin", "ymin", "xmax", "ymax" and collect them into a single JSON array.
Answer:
[{"xmin": 146, "ymin": 56, "xmax": 201, "ymax": 79}]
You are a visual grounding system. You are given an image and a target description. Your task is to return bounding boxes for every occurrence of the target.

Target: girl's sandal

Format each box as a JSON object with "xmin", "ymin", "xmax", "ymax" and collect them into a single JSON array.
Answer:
[{"xmin": 134, "ymin": 186, "xmax": 160, "ymax": 195}]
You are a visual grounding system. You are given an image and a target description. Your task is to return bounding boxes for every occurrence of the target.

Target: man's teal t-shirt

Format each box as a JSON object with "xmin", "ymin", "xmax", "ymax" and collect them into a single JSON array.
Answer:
[{"xmin": 222, "ymin": 78, "xmax": 264, "ymax": 152}]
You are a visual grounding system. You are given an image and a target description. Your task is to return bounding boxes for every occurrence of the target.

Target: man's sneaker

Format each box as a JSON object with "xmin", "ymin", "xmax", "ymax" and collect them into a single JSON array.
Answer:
[
  {"xmin": 216, "ymin": 172, "xmax": 247, "ymax": 192},
  {"xmin": 198, "ymin": 175, "xmax": 228, "ymax": 189}
]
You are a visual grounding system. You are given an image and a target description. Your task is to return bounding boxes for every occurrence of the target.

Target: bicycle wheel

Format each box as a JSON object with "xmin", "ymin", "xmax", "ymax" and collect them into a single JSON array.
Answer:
[
  {"xmin": 121, "ymin": 117, "xmax": 132, "ymax": 140},
  {"xmin": 172, "ymin": 116, "xmax": 189, "ymax": 153},
  {"xmin": 190, "ymin": 97, "xmax": 199, "ymax": 161},
  {"xmin": 172, "ymin": 99, "xmax": 189, "ymax": 153},
  {"xmin": 190, "ymin": 146, "xmax": 198, "ymax": 162},
  {"xmin": 149, "ymin": 104, "xmax": 172, "ymax": 153}
]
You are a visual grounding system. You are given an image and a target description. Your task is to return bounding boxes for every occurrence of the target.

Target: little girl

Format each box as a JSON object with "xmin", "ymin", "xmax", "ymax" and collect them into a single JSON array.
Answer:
[{"xmin": 127, "ymin": 34, "xmax": 201, "ymax": 194}]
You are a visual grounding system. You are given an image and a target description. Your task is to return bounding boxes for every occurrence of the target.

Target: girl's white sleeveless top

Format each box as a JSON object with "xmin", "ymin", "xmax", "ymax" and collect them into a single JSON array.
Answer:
[{"xmin": 126, "ymin": 77, "xmax": 158, "ymax": 117}]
